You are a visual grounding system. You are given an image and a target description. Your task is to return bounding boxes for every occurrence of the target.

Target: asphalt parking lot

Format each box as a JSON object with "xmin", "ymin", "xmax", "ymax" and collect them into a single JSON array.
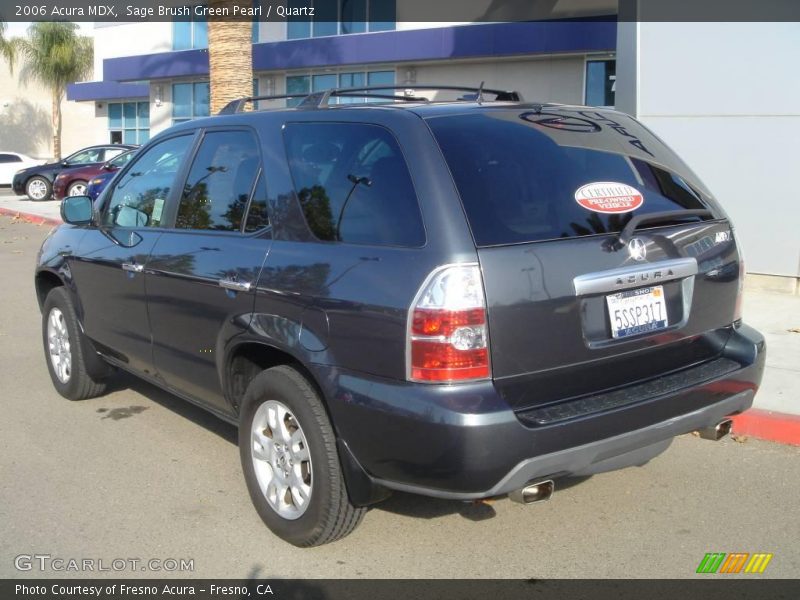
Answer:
[{"xmin": 1, "ymin": 216, "xmax": 798, "ymax": 579}]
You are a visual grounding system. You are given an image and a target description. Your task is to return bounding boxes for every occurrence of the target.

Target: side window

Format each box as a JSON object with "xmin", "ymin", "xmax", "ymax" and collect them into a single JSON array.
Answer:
[
  {"xmin": 283, "ymin": 123, "xmax": 425, "ymax": 247},
  {"xmin": 67, "ymin": 148, "xmax": 102, "ymax": 164},
  {"xmin": 244, "ymin": 172, "xmax": 270, "ymax": 233},
  {"xmin": 104, "ymin": 135, "xmax": 193, "ymax": 228},
  {"xmin": 176, "ymin": 130, "xmax": 260, "ymax": 231},
  {"xmin": 0, "ymin": 153, "xmax": 21, "ymax": 163},
  {"xmin": 103, "ymin": 147, "xmax": 126, "ymax": 161}
]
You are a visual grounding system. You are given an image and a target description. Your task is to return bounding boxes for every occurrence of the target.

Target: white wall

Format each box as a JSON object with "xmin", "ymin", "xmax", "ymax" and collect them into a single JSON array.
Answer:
[
  {"xmin": 93, "ymin": 22, "xmax": 174, "ymax": 79},
  {"xmin": 0, "ymin": 62, "xmax": 99, "ymax": 159},
  {"xmin": 413, "ymin": 56, "xmax": 588, "ymax": 105},
  {"xmin": 617, "ymin": 22, "xmax": 800, "ymax": 277}
]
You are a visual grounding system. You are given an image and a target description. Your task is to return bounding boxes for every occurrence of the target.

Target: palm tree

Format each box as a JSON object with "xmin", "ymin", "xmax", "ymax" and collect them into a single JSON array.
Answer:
[
  {"xmin": 0, "ymin": 21, "xmax": 15, "ymax": 72},
  {"xmin": 208, "ymin": 0, "xmax": 254, "ymax": 114},
  {"xmin": 15, "ymin": 22, "xmax": 93, "ymax": 160}
]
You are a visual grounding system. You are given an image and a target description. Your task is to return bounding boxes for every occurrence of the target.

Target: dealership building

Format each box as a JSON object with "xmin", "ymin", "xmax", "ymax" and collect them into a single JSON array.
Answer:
[{"xmin": 0, "ymin": 7, "xmax": 796, "ymax": 284}]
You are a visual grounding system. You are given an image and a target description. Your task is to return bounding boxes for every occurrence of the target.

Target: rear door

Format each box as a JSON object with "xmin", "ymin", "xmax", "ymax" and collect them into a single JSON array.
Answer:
[
  {"xmin": 145, "ymin": 127, "xmax": 271, "ymax": 413},
  {"xmin": 426, "ymin": 108, "xmax": 742, "ymax": 410}
]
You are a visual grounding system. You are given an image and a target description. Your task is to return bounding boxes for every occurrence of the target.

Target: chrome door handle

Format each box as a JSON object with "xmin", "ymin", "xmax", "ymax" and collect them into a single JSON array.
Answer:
[
  {"xmin": 121, "ymin": 262, "xmax": 144, "ymax": 273},
  {"xmin": 218, "ymin": 278, "xmax": 252, "ymax": 293}
]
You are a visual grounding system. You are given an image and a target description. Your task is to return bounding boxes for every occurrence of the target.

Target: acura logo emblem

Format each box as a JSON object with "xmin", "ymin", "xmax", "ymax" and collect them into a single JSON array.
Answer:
[{"xmin": 628, "ymin": 238, "xmax": 647, "ymax": 261}]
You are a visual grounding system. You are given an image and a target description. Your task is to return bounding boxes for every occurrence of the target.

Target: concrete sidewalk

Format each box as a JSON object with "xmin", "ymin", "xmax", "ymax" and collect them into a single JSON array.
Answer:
[
  {"xmin": 1, "ymin": 201, "xmax": 798, "ymax": 443},
  {"xmin": 0, "ymin": 189, "xmax": 62, "ymax": 224}
]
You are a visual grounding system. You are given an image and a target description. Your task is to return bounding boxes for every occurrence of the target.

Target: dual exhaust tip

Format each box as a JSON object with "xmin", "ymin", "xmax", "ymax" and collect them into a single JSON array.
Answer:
[
  {"xmin": 697, "ymin": 418, "xmax": 733, "ymax": 441},
  {"xmin": 508, "ymin": 418, "xmax": 733, "ymax": 506}
]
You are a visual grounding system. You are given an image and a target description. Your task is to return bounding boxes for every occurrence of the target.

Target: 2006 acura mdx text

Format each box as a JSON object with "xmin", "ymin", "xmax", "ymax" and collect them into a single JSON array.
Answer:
[{"xmin": 35, "ymin": 85, "xmax": 765, "ymax": 546}]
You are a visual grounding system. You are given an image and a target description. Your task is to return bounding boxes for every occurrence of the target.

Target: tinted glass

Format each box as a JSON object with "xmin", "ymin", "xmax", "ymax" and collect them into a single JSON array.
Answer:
[
  {"xmin": 108, "ymin": 150, "xmax": 136, "ymax": 168},
  {"xmin": 173, "ymin": 21, "xmax": 191, "ymax": 50},
  {"xmin": 104, "ymin": 135, "xmax": 193, "ymax": 228},
  {"xmin": 172, "ymin": 83, "xmax": 192, "ymax": 119},
  {"xmin": 176, "ymin": 130, "xmax": 260, "ymax": 231},
  {"xmin": 586, "ymin": 60, "xmax": 616, "ymax": 107},
  {"xmin": 67, "ymin": 148, "xmax": 102, "ymax": 164},
  {"xmin": 104, "ymin": 147, "xmax": 126, "ymax": 160},
  {"xmin": 283, "ymin": 123, "xmax": 425, "ymax": 247},
  {"xmin": 341, "ymin": 0, "xmax": 367, "ymax": 34},
  {"xmin": 0, "ymin": 154, "xmax": 20, "ymax": 163},
  {"xmin": 244, "ymin": 172, "xmax": 270, "ymax": 233},
  {"xmin": 427, "ymin": 112, "xmax": 712, "ymax": 247}
]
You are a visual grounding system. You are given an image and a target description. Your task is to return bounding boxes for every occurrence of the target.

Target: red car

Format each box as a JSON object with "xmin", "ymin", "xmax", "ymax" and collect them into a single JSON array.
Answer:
[{"xmin": 52, "ymin": 147, "xmax": 137, "ymax": 200}]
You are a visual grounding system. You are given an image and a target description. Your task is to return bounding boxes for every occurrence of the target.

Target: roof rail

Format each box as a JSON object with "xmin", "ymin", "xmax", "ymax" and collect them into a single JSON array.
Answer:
[{"xmin": 218, "ymin": 84, "xmax": 524, "ymax": 114}]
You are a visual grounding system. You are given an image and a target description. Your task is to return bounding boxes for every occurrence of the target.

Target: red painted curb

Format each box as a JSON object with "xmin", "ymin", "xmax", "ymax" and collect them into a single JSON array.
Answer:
[
  {"xmin": 0, "ymin": 206, "xmax": 62, "ymax": 226},
  {"xmin": 731, "ymin": 409, "xmax": 800, "ymax": 446}
]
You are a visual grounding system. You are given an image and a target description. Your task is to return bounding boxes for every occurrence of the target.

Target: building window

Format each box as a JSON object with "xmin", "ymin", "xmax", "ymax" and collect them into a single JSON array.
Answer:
[
  {"xmin": 173, "ymin": 9, "xmax": 208, "ymax": 50},
  {"xmin": 172, "ymin": 82, "xmax": 210, "ymax": 124},
  {"xmin": 585, "ymin": 59, "xmax": 616, "ymax": 107},
  {"xmin": 286, "ymin": 69, "xmax": 395, "ymax": 106},
  {"xmin": 287, "ymin": 0, "xmax": 396, "ymax": 39},
  {"xmin": 108, "ymin": 101, "xmax": 150, "ymax": 144}
]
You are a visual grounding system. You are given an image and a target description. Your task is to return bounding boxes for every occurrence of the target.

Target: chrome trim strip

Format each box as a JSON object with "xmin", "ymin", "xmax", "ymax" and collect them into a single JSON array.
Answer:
[{"xmin": 573, "ymin": 257, "xmax": 698, "ymax": 296}]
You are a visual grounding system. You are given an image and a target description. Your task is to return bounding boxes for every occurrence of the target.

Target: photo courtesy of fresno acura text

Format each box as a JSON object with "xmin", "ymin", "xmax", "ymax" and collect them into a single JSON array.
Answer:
[{"xmin": 0, "ymin": 1, "xmax": 798, "ymax": 598}]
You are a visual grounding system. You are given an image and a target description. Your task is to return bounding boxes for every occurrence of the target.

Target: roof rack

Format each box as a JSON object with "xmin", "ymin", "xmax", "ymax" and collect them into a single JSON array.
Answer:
[
  {"xmin": 217, "ymin": 93, "xmax": 312, "ymax": 115},
  {"xmin": 217, "ymin": 84, "xmax": 523, "ymax": 114}
]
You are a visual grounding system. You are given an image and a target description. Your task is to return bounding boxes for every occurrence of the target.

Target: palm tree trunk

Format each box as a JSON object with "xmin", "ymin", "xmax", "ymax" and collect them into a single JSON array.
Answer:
[
  {"xmin": 52, "ymin": 90, "xmax": 62, "ymax": 161},
  {"xmin": 208, "ymin": 1, "xmax": 253, "ymax": 115}
]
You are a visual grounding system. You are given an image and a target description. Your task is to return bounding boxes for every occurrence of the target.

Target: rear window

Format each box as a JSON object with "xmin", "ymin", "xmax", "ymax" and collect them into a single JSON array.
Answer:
[
  {"xmin": 427, "ymin": 111, "xmax": 713, "ymax": 247},
  {"xmin": 283, "ymin": 122, "xmax": 425, "ymax": 247}
]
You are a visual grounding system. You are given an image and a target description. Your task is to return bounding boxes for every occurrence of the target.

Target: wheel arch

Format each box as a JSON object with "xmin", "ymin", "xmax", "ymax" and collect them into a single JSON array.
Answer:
[
  {"xmin": 224, "ymin": 341, "xmax": 331, "ymax": 423},
  {"xmin": 35, "ymin": 269, "xmax": 65, "ymax": 312}
]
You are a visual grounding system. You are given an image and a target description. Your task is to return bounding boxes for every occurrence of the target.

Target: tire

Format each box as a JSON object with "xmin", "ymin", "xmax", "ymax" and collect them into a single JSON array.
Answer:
[
  {"xmin": 42, "ymin": 287, "xmax": 108, "ymax": 400},
  {"xmin": 67, "ymin": 180, "xmax": 88, "ymax": 197},
  {"xmin": 239, "ymin": 365, "xmax": 366, "ymax": 547},
  {"xmin": 26, "ymin": 176, "xmax": 52, "ymax": 201}
]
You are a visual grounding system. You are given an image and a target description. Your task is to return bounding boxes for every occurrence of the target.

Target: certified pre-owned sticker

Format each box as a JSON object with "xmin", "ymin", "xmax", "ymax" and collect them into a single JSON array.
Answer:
[{"xmin": 575, "ymin": 182, "xmax": 644, "ymax": 214}]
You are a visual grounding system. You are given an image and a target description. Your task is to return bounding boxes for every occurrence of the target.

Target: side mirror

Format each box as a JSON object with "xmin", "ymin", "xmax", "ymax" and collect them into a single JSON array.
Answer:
[
  {"xmin": 61, "ymin": 161, "xmax": 70, "ymax": 167},
  {"xmin": 60, "ymin": 195, "xmax": 93, "ymax": 225},
  {"xmin": 103, "ymin": 163, "xmax": 114, "ymax": 171}
]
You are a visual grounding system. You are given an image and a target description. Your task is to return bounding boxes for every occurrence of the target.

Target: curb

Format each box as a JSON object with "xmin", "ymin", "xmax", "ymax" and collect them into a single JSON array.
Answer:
[
  {"xmin": 0, "ymin": 206, "xmax": 62, "ymax": 226},
  {"xmin": 731, "ymin": 409, "xmax": 800, "ymax": 446}
]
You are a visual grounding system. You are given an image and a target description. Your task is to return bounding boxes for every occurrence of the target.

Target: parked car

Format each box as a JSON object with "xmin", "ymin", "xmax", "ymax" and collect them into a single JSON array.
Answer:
[
  {"xmin": 36, "ymin": 85, "xmax": 765, "ymax": 547},
  {"xmin": 0, "ymin": 152, "xmax": 41, "ymax": 186},
  {"xmin": 56, "ymin": 148, "xmax": 139, "ymax": 201},
  {"xmin": 13, "ymin": 144, "xmax": 137, "ymax": 200}
]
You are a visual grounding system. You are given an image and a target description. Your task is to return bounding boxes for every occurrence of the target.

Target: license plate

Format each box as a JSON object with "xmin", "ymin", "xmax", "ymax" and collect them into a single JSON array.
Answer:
[{"xmin": 606, "ymin": 286, "xmax": 668, "ymax": 339}]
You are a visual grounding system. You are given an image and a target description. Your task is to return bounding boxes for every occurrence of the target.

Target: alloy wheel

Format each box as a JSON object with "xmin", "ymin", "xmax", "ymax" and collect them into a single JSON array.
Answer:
[
  {"xmin": 47, "ymin": 307, "xmax": 72, "ymax": 384},
  {"xmin": 250, "ymin": 400, "xmax": 313, "ymax": 520}
]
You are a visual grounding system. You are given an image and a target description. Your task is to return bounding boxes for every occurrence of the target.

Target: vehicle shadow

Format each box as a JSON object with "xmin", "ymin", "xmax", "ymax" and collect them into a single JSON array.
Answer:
[
  {"xmin": 105, "ymin": 371, "xmax": 238, "ymax": 444},
  {"xmin": 375, "ymin": 475, "xmax": 593, "ymax": 522},
  {"xmin": 102, "ymin": 372, "xmax": 594, "ymax": 522}
]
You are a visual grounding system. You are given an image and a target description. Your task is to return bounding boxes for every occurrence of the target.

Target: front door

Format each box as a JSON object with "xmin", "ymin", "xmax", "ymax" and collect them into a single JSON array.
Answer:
[
  {"xmin": 145, "ymin": 128, "xmax": 271, "ymax": 413},
  {"xmin": 71, "ymin": 133, "xmax": 196, "ymax": 376}
]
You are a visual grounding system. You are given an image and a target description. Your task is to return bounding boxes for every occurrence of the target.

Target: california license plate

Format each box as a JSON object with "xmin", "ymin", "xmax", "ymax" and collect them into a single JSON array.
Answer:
[{"xmin": 606, "ymin": 286, "xmax": 668, "ymax": 339}]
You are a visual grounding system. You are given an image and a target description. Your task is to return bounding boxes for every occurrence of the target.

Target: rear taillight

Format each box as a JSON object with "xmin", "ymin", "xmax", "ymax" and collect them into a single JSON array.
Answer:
[{"xmin": 407, "ymin": 264, "xmax": 490, "ymax": 382}]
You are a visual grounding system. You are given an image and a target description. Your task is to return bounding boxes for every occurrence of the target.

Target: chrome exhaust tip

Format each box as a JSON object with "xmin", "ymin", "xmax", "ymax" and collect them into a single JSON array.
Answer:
[
  {"xmin": 697, "ymin": 418, "xmax": 733, "ymax": 441},
  {"xmin": 509, "ymin": 479, "xmax": 554, "ymax": 505}
]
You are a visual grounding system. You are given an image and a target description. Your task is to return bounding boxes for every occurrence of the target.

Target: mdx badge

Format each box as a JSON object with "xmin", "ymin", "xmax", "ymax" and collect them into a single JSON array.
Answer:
[{"xmin": 628, "ymin": 238, "xmax": 647, "ymax": 261}]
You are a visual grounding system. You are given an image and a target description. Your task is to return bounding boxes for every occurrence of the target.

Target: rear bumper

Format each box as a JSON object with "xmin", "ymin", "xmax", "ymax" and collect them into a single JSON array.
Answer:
[{"xmin": 320, "ymin": 323, "xmax": 765, "ymax": 501}]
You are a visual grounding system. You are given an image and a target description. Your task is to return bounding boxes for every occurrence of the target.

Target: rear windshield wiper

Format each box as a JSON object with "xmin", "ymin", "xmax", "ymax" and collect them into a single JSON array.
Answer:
[{"xmin": 617, "ymin": 209, "xmax": 713, "ymax": 246}]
